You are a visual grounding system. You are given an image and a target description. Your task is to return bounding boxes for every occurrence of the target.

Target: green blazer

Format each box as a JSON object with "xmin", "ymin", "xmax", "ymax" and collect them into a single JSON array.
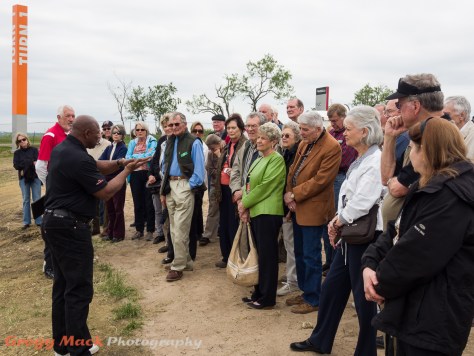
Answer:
[{"xmin": 242, "ymin": 151, "xmax": 286, "ymax": 218}]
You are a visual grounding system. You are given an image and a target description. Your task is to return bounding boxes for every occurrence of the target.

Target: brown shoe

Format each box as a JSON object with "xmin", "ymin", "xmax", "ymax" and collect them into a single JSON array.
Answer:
[
  {"xmin": 291, "ymin": 302, "xmax": 319, "ymax": 314},
  {"xmin": 286, "ymin": 294, "xmax": 305, "ymax": 306},
  {"xmin": 215, "ymin": 261, "xmax": 227, "ymax": 268},
  {"xmin": 166, "ymin": 270, "xmax": 183, "ymax": 282}
]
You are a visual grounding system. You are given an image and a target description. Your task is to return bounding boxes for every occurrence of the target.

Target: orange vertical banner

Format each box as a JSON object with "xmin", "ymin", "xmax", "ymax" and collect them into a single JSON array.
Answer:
[{"xmin": 12, "ymin": 4, "xmax": 28, "ymax": 115}]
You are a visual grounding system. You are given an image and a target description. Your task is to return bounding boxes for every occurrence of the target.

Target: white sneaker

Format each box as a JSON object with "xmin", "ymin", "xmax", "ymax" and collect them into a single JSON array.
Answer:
[
  {"xmin": 277, "ymin": 282, "xmax": 299, "ymax": 296},
  {"xmin": 54, "ymin": 344, "xmax": 99, "ymax": 356}
]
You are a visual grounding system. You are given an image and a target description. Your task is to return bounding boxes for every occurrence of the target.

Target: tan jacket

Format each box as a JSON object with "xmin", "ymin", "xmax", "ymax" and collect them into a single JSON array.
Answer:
[{"xmin": 286, "ymin": 131, "xmax": 341, "ymax": 226}]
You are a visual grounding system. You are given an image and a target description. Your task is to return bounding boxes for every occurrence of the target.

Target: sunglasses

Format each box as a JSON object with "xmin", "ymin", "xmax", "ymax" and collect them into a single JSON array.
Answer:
[
  {"xmin": 135, "ymin": 128, "xmax": 146, "ymax": 132},
  {"xmin": 103, "ymin": 127, "xmax": 111, "ymax": 131},
  {"xmin": 17, "ymin": 138, "xmax": 27, "ymax": 143},
  {"xmin": 282, "ymin": 133, "xmax": 292, "ymax": 139},
  {"xmin": 192, "ymin": 129, "xmax": 204, "ymax": 134},
  {"xmin": 168, "ymin": 123, "xmax": 182, "ymax": 128},
  {"xmin": 112, "ymin": 131, "xmax": 122, "ymax": 135}
]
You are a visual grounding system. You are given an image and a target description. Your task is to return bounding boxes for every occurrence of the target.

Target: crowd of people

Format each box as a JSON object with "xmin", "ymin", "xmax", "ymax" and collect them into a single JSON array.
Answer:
[{"xmin": 13, "ymin": 72, "xmax": 474, "ymax": 356}]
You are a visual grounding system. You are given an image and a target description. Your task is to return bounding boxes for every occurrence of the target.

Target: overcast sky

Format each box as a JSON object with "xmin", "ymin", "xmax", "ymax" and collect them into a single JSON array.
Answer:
[{"xmin": 1, "ymin": 0, "xmax": 473, "ymax": 133}]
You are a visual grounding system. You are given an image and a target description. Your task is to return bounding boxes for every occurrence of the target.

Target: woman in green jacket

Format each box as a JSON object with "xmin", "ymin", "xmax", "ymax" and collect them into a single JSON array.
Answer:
[{"xmin": 238, "ymin": 122, "xmax": 286, "ymax": 309}]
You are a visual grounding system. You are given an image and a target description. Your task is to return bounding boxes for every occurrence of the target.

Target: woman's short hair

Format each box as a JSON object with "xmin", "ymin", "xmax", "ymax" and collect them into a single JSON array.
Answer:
[
  {"xmin": 225, "ymin": 114, "xmax": 245, "ymax": 132},
  {"xmin": 111, "ymin": 124, "xmax": 126, "ymax": 140},
  {"xmin": 205, "ymin": 133, "xmax": 222, "ymax": 146},
  {"xmin": 298, "ymin": 111, "xmax": 323, "ymax": 128},
  {"xmin": 160, "ymin": 113, "xmax": 173, "ymax": 128},
  {"xmin": 409, "ymin": 117, "xmax": 467, "ymax": 186},
  {"xmin": 282, "ymin": 121, "xmax": 302, "ymax": 142},
  {"xmin": 15, "ymin": 132, "xmax": 30, "ymax": 149},
  {"xmin": 345, "ymin": 106, "xmax": 383, "ymax": 146},
  {"xmin": 135, "ymin": 121, "xmax": 149, "ymax": 132},
  {"xmin": 190, "ymin": 121, "xmax": 204, "ymax": 132},
  {"xmin": 258, "ymin": 122, "xmax": 281, "ymax": 142}
]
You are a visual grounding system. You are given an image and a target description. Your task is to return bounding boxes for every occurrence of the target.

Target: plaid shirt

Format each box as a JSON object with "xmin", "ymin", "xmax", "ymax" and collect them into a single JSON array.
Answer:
[{"xmin": 329, "ymin": 128, "xmax": 358, "ymax": 173}]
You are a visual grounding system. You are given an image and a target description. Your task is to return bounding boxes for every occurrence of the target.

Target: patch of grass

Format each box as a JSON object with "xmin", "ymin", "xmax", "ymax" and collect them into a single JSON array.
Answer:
[
  {"xmin": 122, "ymin": 320, "xmax": 144, "ymax": 335},
  {"xmin": 98, "ymin": 263, "xmax": 138, "ymax": 300},
  {"xmin": 113, "ymin": 302, "xmax": 141, "ymax": 320}
]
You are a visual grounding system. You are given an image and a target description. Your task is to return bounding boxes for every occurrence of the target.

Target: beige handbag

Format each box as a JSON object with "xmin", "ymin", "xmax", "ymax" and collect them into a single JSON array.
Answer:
[{"xmin": 227, "ymin": 222, "xmax": 259, "ymax": 287}]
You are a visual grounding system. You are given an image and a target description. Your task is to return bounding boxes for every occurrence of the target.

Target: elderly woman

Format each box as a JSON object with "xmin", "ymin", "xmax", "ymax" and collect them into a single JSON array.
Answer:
[
  {"xmin": 13, "ymin": 133, "xmax": 42, "ymax": 229},
  {"xmin": 238, "ymin": 122, "xmax": 286, "ymax": 309},
  {"xmin": 215, "ymin": 114, "xmax": 247, "ymax": 268},
  {"xmin": 126, "ymin": 121, "xmax": 157, "ymax": 240},
  {"xmin": 362, "ymin": 118, "xmax": 474, "ymax": 356},
  {"xmin": 290, "ymin": 106, "xmax": 383, "ymax": 355},
  {"xmin": 284, "ymin": 111, "xmax": 341, "ymax": 314},
  {"xmin": 277, "ymin": 121, "xmax": 303, "ymax": 296},
  {"xmin": 98, "ymin": 124, "xmax": 128, "ymax": 242}
]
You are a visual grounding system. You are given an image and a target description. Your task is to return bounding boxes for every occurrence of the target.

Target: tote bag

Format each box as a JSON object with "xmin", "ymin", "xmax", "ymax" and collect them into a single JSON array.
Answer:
[{"xmin": 227, "ymin": 222, "xmax": 259, "ymax": 287}]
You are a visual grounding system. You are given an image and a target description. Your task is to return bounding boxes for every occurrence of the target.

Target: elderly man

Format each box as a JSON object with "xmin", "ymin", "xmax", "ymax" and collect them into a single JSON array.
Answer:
[
  {"xmin": 160, "ymin": 112, "xmax": 205, "ymax": 281},
  {"xmin": 35, "ymin": 105, "xmax": 75, "ymax": 279},
  {"xmin": 444, "ymin": 96, "xmax": 474, "ymax": 162},
  {"xmin": 284, "ymin": 111, "xmax": 341, "ymax": 314},
  {"xmin": 43, "ymin": 115, "xmax": 146, "ymax": 356},
  {"xmin": 210, "ymin": 114, "xmax": 227, "ymax": 141},
  {"xmin": 381, "ymin": 74, "xmax": 444, "ymax": 229},
  {"xmin": 258, "ymin": 103, "xmax": 274, "ymax": 122},
  {"xmin": 287, "ymin": 98, "xmax": 304, "ymax": 122}
]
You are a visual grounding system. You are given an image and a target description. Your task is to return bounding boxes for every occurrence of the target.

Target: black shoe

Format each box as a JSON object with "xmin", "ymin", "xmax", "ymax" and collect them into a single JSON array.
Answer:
[
  {"xmin": 44, "ymin": 269, "xmax": 54, "ymax": 279},
  {"xmin": 247, "ymin": 301, "xmax": 274, "ymax": 310},
  {"xmin": 162, "ymin": 257, "xmax": 173, "ymax": 265},
  {"xmin": 215, "ymin": 260, "xmax": 227, "ymax": 268},
  {"xmin": 199, "ymin": 237, "xmax": 210, "ymax": 246},
  {"xmin": 289, "ymin": 340, "xmax": 324, "ymax": 353},
  {"xmin": 242, "ymin": 297, "xmax": 254, "ymax": 303},
  {"xmin": 153, "ymin": 235, "xmax": 165, "ymax": 244},
  {"xmin": 158, "ymin": 245, "xmax": 169, "ymax": 253},
  {"xmin": 111, "ymin": 237, "xmax": 124, "ymax": 243},
  {"xmin": 376, "ymin": 335, "xmax": 385, "ymax": 349},
  {"xmin": 22, "ymin": 224, "xmax": 30, "ymax": 230}
]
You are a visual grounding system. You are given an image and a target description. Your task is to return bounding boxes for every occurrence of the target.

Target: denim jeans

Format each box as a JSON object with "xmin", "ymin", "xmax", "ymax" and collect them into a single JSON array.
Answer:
[
  {"xmin": 19, "ymin": 177, "xmax": 42, "ymax": 226},
  {"xmin": 292, "ymin": 217, "xmax": 323, "ymax": 307}
]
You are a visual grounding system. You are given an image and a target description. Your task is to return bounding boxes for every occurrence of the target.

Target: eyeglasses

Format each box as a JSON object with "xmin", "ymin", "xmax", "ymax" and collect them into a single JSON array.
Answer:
[
  {"xmin": 135, "ymin": 128, "xmax": 146, "ymax": 132},
  {"xmin": 112, "ymin": 132, "xmax": 122, "ymax": 135},
  {"xmin": 192, "ymin": 129, "xmax": 204, "ymax": 134},
  {"xmin": 282, "ymin": 134, "xmax": 292, "ymax": 139},
  {"xmin": 17, "ymin": 138, "xmax": 27, "ymax": 143},
  {"xmin": 103, "ymin": 127, "xmax": 111, "ymax": 131},
  {"xmin": 245, "ymin": 124, "xmax": 258, "ymax": 130},
  {"xmin": 383, "ymin": 109, "xmax": 399, "ymax": 117},
  {"xmin": 395, "ymin": 98, "xmax": 417, "ymax": 110},
  {"xmin": 168, "ymin": 123, "xmax": 182, "ymax": 128}
]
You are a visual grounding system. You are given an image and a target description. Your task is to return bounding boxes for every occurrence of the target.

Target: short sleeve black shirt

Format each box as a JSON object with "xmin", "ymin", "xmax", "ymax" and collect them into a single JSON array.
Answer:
[{"xmin": 45, "ymin": 135, "xmax": 107, "ymax": 217}]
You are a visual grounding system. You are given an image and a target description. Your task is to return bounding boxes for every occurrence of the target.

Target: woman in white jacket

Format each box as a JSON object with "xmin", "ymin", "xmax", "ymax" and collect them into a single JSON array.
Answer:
[{"xmin": 290, "ymin": 106, "xmax": 384, "ymax": 356}]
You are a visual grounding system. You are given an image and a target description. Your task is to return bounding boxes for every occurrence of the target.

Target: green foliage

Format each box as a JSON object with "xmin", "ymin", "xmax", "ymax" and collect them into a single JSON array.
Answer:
[
  {"xmin": 147, "ymin": 82, "xmax": 181, "ymax": 121},
  {"xmin": 186, "ymin": 54, "xmax": 294, "ymax": 116},
  {"xmin": 113, "ymin": 302, "xmax": 141, "ymax": 320},
  {"xmin": 352, "ymin": 83, "xmax": 393, "ymax": 107},
  {"xmin": 126, "ymin": 85, "xmax": 148, "ymax": 121},
  {"xmin": 239, "ymin": 53, "xmax": 294, "ymax": 111},
  {"xmin": 98, "ymin": 263, "xmax": 137, "ymax": 300}
]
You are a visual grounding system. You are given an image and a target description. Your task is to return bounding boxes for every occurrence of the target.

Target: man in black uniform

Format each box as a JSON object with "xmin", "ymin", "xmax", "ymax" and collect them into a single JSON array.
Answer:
[{"xmin": 43, "ymin": 115, "xmax": 147, "ymax": 356}]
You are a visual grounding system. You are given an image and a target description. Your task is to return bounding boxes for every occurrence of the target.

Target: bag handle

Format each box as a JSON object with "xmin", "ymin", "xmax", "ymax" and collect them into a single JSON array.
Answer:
[{"xmin": 246, "ymin": 222, "xmax": 256, "ymax": 250}]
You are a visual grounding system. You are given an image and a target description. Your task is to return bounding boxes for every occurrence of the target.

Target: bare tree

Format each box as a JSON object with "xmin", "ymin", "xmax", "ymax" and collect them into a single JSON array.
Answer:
[{"xmin": 107, "ymin": 74, "xmax": 132, "ymax": 125}]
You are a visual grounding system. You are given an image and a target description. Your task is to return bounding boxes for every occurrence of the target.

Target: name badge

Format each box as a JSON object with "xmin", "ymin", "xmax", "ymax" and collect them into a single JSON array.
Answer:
[{"xmin": 180, "ymin": 152, "xmax": 189, "ymax": 157}]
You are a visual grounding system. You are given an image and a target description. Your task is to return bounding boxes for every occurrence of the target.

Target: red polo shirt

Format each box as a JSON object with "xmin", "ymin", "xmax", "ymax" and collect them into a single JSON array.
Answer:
[{"xmin": 38, "ymin": 122, "xmax": 68, "ymax": 161}]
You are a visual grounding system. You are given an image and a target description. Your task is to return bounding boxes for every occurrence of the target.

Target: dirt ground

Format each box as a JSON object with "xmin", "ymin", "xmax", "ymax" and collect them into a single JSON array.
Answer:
[{"xmin": 1, "ymin": 150, "xmax": 473, "ymax": 356}]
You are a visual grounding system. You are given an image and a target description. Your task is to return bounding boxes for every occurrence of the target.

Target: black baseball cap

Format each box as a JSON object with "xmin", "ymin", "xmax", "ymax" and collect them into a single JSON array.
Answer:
[
  {"xmin": 211, "ymin": 114, "xmax": 226, "ymax": 122},
  {"xmin": 102, "ymin": 120, "xmax": 113, "ymax": 128},
  {"xmin": 386, "ymin": 78, "xmax": 441, "ymax": 100}
]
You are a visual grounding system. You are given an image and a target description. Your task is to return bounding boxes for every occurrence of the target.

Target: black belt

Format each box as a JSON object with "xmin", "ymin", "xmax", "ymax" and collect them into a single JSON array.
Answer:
[{"xmin": 44, "ymin": 209, "xmax": 93, "ymax": 224}]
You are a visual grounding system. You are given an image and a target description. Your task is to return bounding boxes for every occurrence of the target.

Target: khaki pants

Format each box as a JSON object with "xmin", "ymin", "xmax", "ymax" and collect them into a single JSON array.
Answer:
[
  {"xmin": 166, "ymin": 179, "xmax": 195, "ymax": 271},
  {"xmin": 202, "ymin": 185, "xmax": 219, "ymax": 240},
  {"xmin": 282, "ymin": 216, "xmax": 298, "ymax": 286}
]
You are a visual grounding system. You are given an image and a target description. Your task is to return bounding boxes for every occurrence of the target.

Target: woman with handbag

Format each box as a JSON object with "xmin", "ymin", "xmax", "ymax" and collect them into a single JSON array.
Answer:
[
  {"xmin": 238, "ymin": 122, "xmax": 286, "ymax": 310},
  {"xmin": 290, "ymin": 106, "xmax": 383, "ymax": 355},
  {"xmin": 13, "ymin": 132, "xmax": 42, "ymax": 229},
  {"xmin": 362, "ymin": 117, "xmax": 474, "ymax": 356}
]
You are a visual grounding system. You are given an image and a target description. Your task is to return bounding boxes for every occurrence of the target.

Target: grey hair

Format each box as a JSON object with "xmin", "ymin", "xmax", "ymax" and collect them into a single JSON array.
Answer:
[
  {"xmin": 57, "ymin": 105, "xmax": 74, "ymax": 117},
  {"xmin": 170, "ymin": 111, "xmax": 187, "ymax": 123},
  {"xmin": 345, "ymin": 106, "xmax": 383, "ymax": 146},
  {"xmin": 247, "ymin": 112, "xmax": 267, "ymax": 126},
  {"xmin": 135, "ymin": 121, "xmax": 149, "ymax": 132},
  {"xmin": 297, "ymin": 111, "xmax": 324, "ymax": 128},
  {"xmin": 258, "ymin": 122, "xmax": 281, "ymax": 142},
  {"xmin": 445, "ymin": 96, "xmax": 471, "ymax": 122},
  {"xmin": 402, "ymin": 73, "xmax": 444, "ymax": 112},
  {"xmin": 282, "ymin": 121, "xmax": 302, "ymax": 142},
  {"xmin": 205, "ymin": 133, "xmax": 222, "ymax": 146}
]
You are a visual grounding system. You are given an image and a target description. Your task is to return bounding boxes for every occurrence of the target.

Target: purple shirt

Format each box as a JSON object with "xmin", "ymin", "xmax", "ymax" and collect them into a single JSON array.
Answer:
[{"xmin": 329, "ymin": 128, "xmax": 358, "ymax": 173}]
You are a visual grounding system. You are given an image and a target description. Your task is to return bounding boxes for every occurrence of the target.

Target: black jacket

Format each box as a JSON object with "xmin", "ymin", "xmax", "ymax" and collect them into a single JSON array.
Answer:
[
  {"xmin": 13, "ymin": 146, "xmax": 39, "ymax": 182},
  {"xmin": 361, "ymin": 160, "xmax": 474, "ymax": 355}
]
